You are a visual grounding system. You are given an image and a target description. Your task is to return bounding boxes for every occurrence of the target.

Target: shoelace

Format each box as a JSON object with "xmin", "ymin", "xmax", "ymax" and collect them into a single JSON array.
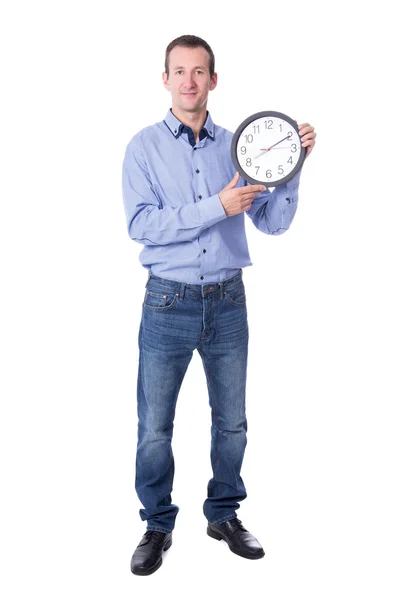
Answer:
[
  {"xmin": 143, "ymin": 531, "xmax": 167, "ymax": 546},
  {"xmin": 228, "ymin": 518, "xmax": 248, "ymax": 532}
]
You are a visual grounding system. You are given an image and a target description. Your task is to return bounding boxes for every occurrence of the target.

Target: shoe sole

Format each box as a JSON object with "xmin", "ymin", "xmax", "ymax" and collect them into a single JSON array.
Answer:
[
  {"xmin": 207, "ymin": 526, "xmax": 265, "ymax": 560},
  {"xmin": 131, "ymin": 537, "xmax": 172, "ymax": 575}
]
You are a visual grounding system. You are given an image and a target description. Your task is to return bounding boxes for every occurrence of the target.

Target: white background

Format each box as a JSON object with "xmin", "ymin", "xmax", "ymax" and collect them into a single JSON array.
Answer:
[{"xmin": 1, "ymin": 0, "xmax": 399, "ymax": 597}]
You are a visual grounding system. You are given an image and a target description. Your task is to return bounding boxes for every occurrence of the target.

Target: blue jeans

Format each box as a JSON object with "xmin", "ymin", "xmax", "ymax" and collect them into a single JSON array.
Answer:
[{"xmin": 135, "ymin": 269, "xmax": 248, "ymax": 533}]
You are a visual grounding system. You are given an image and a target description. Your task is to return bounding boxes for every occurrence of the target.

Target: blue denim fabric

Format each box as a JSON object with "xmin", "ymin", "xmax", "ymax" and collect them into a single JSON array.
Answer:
[{"xmin": 135, "ymin": 269, "xmax": 249, "ymax": 533}]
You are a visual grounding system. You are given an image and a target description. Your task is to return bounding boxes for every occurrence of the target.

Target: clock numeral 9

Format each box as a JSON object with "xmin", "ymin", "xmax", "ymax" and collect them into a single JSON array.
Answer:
[
  {"xmin": 240, "ymin": 146, "xmax": 247, "ymax": 155},
  {"xmin": 278, "ymin": 165, "xmax": 284, "ymax": 175},
  {"xmin": 266, "ymin": 169, "xmax": 272, "ymax": 179}
]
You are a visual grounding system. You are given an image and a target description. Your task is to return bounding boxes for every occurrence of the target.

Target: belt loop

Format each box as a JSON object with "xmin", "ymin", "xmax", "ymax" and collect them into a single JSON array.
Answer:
[
  {"xmin": 179, "ymin": 282, "xmax": 186, "ymax": 301},
  {"xmin": 145, "ymin": 270, "xmax": 151, "ymax": 288},
  {"xmin": 219, "ymin": 280, "xmax": 224, "ymax": 299}
]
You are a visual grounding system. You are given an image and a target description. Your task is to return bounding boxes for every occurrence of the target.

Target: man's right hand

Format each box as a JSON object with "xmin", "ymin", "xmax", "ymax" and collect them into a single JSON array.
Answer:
[{"xmin": 218, "ymin": 172, "xmax": 267, "ymax": 217}]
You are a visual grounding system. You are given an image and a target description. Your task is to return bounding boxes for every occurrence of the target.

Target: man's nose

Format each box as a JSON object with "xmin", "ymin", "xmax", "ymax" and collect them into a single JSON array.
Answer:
[{"xmin": 184, "ymin": 73, "xmax": 196, "ymax": 87}]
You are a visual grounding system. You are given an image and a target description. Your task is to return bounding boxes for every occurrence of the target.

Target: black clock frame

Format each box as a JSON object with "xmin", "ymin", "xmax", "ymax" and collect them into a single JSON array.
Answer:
[{"xmin": 230, "ymin": 110, "xmax": 306, "ymax": 187}]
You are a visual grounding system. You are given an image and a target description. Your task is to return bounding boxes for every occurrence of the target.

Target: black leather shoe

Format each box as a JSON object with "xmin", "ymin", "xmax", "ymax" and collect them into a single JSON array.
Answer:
[
  {"xmin": 130, "ymin": 530, "xmax": 172, "ymax": 575},
  {"xmin": 207, "ymin": 518, "xmax": 265, "ymax": 559}
]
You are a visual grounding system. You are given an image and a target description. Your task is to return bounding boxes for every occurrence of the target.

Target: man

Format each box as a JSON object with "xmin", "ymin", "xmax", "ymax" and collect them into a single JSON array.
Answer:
[{"xmin": 122, "ymin": 34, "xmax": 316, "ymax": 576}]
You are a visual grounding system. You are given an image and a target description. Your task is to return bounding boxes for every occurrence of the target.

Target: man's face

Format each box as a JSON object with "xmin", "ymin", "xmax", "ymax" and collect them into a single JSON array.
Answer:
[{"xmin": 162, "ymin": 46, "xmax": 217, "ymax": 113}]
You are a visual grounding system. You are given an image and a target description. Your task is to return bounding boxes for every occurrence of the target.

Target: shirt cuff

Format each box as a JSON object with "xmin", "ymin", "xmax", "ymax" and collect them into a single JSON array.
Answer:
[{"xmin": 196, "ymin": 193, "xmax": 227, "ymax": 225}]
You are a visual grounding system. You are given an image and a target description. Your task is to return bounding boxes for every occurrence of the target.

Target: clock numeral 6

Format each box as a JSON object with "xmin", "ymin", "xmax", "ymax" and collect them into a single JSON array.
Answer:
[{"xmin": 266, "ymin": 169, "xmax": 272, "ymax": 179}]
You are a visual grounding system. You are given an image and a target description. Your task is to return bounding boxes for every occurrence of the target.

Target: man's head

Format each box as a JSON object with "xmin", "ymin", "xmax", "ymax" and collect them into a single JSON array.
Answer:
[{"xmin": 162, "ymin": 35, "xmax": 217, "ymax": 114}]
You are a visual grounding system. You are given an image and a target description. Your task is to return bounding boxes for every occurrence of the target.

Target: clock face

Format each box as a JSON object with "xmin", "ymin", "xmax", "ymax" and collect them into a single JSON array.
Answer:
[{"xmin": 231, "ymin": 111, "xmax": 306, "ymax": 186}]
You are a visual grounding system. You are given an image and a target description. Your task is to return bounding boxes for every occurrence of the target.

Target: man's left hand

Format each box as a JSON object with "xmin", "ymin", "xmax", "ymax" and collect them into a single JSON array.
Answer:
[{"xmin": 298, "ymin": 123, "xmax": 317, "ymax": 158}]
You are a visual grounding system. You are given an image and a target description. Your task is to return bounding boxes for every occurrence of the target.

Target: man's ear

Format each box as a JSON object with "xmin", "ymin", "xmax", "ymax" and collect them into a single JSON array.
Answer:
[
  {"xmin": 209, "ymin": 72, "xmax": 218, "ymax": 91},
  {"xmin": 162, "ymin": 72, "xmax": 170, "ymax": 91}
]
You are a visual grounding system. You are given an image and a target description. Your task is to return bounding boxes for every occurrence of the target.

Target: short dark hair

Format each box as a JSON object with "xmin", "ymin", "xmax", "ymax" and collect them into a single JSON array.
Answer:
[{"xmin": 164, "ymin": 35, "xmax": 215, "ymax": 78}]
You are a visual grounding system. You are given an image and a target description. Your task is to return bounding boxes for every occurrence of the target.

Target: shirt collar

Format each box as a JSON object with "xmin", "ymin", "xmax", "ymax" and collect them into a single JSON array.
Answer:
[{"xmin": 164, "ymin": 108, "xmax": 215, "ymax": 141}]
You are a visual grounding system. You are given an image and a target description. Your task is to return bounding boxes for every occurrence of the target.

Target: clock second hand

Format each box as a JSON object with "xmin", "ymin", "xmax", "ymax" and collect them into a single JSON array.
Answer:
[{"xmin": 253, "ymin": 135, "xmax": 291, "ymax": 159}]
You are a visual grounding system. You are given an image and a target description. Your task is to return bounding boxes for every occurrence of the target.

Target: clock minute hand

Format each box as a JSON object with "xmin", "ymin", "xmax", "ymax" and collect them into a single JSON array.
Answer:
[
  {"xmin": 253, "ymin": 135, "xmax": 291, "ymax": 160},
  {"xmin": 268, "ymin": 134, "xmax": 291, "ymax": 150}
]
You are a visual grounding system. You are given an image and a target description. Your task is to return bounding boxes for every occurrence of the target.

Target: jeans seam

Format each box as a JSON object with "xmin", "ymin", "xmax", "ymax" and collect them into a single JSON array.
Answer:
[
  {"xmin": 210, "ymin": 513, "xmax": 237, "ymax": 525},
  {"xmin": 146, "ymin": 526, "xmax": 172, "ymax": 534},
  {"xmin": 199, "ymin": 350, "xmax": 221, "ymax": 485}
]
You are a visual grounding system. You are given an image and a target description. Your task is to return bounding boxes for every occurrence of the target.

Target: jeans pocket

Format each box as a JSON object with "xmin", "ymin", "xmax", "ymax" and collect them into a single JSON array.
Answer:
[
  {"xmin": 143, "ymin": 288, "xmax": 177, "ymax": 310},
  {"xmin": 225, "ymin": 283, "xmax": 246, "ymax": 306}
]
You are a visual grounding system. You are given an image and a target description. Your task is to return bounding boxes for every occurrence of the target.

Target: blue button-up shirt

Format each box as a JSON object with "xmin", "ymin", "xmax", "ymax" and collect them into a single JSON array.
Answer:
[{"xmin": 122, "ymin": 108, "xmax": 301, "ymax": 284}]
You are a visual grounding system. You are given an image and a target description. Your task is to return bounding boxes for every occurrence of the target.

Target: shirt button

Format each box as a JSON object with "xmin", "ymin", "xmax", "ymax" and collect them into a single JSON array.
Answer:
[
  {"xmin": 200, "ymin": 276, "xmax": 204, "ymax": 280},
  {"xmin": 196, "ymin": 169, "xmax": 200, "ymax": 174},
  {"xmin": 286, "ymin": 197, "xmax": 291, "ymax": 203},
  {"xmin": 194, "ymin": 148, "xmax": 197, "ymax": 151},
  {"xmin": 203, "ymin": 249, "xmax": 206, "ymax": 253},
  {"xmin": 198, "ymin": 195, "xmax": 202, "ymax": 199}
]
